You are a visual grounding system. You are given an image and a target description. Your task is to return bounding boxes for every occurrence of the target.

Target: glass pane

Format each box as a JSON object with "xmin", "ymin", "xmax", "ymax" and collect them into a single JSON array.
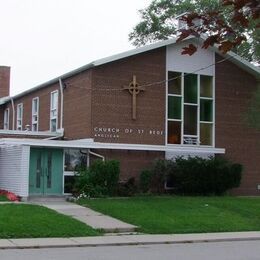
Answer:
[
  {"xmin": 17, "ymin": 105, "xmax": 22, "ymax": 118},
  {"xmin": 64, "ymin": 175, "xmax": 76, "ymax": 193},
  {"xmin": 200, "ymin": 99, "xmax": 213, "ymax": 122},
  {"xmin": 33, "ymin": 99, "xmax": 38, "ymax": 113},
  {"xmin": 184, "ymin": 74, "xmax": 197, "ymax": 103},
  {"xmin": 184, "ymin": 105, "xmax": 197, "ymax": 135},
  {"xmin": 200, "ymin": 123, "xmax": 213, "ymax": 145},
  {"xmin": 200, "ymin": 75, "xmax": 213, "ymax": 98},
  {"xmin": 64, "ymin": 149, "xmax": 87, "ymax": 172},
  {"xmin": 51, "ymin": 119, "xmax": 57, "ymax": 132},
  {"xmin": 168, "ymin": 96, "xmax": 181, "ymax": 119},
  {"xmin": 51, "ymin": 92, "xmax": 58, "ymax": 109},
  {"xmin": 32, "ymin": 123, "xmax": 37, "ymax": 132},
  {"xmin": 168, "ymin": 121, "xmax": 181, "ymax": 144},
  {"xmin": 168, "ymin": 71, "xmax": 181, "ymax": 95},
  {"xmin": 47, "ymin": 152, "xmax": 52, "ymax": 188},
  {"xmin": 36, "ymin": 153, "xmax": 41, "ymax": 188}
]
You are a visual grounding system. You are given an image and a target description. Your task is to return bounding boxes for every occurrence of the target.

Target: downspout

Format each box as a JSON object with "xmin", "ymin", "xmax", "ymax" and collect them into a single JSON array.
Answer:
[
  {"xmin": 11, "ymin": 98, "xmax": 15, "ymax": 130},
  {"xmin": 58, "ymin": 78, "xmax": 64, "ymax": 131}
]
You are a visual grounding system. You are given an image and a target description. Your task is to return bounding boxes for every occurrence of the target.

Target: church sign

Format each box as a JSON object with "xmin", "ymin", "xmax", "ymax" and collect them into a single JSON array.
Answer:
[{"xmin": 93, "ymin": 126, "xmax": 164, "ymax": 139}]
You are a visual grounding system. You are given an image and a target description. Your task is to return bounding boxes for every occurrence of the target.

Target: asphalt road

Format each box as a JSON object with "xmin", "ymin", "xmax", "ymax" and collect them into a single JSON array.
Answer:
[{"xmin": 0, "ymin": 241, "xmax": 260, "ymax": 260}]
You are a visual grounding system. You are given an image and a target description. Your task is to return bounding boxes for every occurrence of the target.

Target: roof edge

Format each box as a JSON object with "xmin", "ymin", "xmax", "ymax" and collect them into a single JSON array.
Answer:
[{"xmin": 3, "ymin": 36, "xmax": 259, "ymax": 104}]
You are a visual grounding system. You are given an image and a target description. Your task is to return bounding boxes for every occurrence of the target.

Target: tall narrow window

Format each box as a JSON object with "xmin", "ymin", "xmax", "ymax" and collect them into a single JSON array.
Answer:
[
  {"xmin": 32, "ymin": 97, "xmax": 39, "ymax": 131},
  {"xmin": 4, "ymin": 108, "xmax": 9, "ymax": 130},
  {"xmin": 167, "ymin": 72, "xmax": 214, "ymax": 146},
  {"xmin": 50, "ymin": 91, "xmax": 58, "ymax": 132},
  {"xmin": 17, "ymin": 103, "xmax": 23, "ymax": 130}
]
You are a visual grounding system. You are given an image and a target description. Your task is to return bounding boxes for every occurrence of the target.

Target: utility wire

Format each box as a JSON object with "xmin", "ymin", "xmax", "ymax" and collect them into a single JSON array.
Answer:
[{"xmin": 64, "ymin": 49, "xmax": 251, "ymax": 92}]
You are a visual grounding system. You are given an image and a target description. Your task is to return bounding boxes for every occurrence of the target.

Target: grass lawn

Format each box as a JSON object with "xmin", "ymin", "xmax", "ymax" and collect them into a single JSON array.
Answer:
[
  {"xmin": 0, "ymin": 204, "xmax": 100, "ymax": 238},
  {"xmin": 0, "ymin": 195, "xmax": 8, "ymax": 201},
  {"xmin": 78, "ymin": 196, "xmax": 260, "ymax": 234}
]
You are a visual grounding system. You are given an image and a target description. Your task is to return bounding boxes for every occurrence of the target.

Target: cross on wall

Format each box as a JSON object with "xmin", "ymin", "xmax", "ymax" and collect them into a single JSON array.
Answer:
[{"xmin": 123, "ymin": 75, "xmax": 145, "ymax": 120}]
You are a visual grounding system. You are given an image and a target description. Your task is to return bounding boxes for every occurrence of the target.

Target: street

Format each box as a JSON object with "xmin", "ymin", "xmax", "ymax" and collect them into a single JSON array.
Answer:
[{"xmin": 0, "ymin": 240, "xmax": 260, "ymax": 260}]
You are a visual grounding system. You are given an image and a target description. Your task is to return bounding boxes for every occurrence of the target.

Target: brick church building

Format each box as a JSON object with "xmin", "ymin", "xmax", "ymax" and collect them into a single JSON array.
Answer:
[{"xmin": 0, "ymin": 37, "xmax": 259, "ymax": 199}]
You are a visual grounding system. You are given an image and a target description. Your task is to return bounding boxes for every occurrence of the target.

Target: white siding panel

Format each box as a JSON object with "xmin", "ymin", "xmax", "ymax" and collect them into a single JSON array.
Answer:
[
  {"xmin": 166, "ymin": 39, "xmax": 215, "ymax": 76},
  {"xmin": 0, "ymin": 145, "xmax": 30, "ymax": 197}
]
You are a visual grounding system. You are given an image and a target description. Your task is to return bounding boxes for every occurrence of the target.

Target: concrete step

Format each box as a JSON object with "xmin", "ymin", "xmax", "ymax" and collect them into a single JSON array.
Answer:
[{"xmin": 28, "ymin": 196, "xmax": 68, "ymax": 203}]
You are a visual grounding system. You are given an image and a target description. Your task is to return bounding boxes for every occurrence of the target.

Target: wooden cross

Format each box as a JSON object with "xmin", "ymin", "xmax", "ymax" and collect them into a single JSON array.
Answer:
[{"xmin": 123, "ymin": 75, "xmax": 145, "ymax": 120}]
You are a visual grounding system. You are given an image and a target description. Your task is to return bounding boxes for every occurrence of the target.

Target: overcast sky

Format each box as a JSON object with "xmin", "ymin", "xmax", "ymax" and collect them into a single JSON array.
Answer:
[{"xmin": 0, "ymin": 0, "xmax": 151, "ymax": 95}]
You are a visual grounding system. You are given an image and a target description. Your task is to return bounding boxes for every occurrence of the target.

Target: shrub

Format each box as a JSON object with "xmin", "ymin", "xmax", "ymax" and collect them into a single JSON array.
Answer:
[
  {"xmin": 139, "ymin": 170, "xmax": 153, "ymax": 193},
  {"xmin": 117, "ymin": 177, "xmax": 137, "ymax": 197},
  {"xmin": 73, "ymin": 160, "xmax": 120, "ymax": 197},
  {"xmin": 151, "ymin": 159, "xmax": 171, "ymax": 193},
  {"xmin": 169, "ymin": 156, "xmax": 242, "ymax": 195}
]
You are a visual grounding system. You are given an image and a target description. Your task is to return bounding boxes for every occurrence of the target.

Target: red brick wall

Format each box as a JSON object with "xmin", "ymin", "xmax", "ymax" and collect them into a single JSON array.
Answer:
[
  {"xmin": 0, "ymin": 66, "xmax": 10, "ymax": 98},
  {"xmin": 91, "ymin": 47, "xmax": 166, "ymax": 145},
  {"xmin": 63, "ymin": 70, "xmax": 92, "ymax": 139},
  {"xmin": 4, "ymin": 83, "xmax": 60, "ymax": 131},
  {"xmin": 1, "ymin": 70, "xmax": 92, "ymax": 137},
  {"xmin": 215, "ymin": 54, "xmax": 260, "ymax": 195}
]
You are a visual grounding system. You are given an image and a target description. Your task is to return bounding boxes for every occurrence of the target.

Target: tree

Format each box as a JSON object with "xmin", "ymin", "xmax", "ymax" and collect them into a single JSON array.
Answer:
[{"xmin": 129, "ymin": 0, "xmax": 260, "ymax": 63}]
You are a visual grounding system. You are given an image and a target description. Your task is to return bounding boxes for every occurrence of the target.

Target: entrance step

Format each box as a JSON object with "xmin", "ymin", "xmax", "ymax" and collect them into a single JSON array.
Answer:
[{"xmin": 28, "ymin": 196, "xmax": 68, "ymax": 203}]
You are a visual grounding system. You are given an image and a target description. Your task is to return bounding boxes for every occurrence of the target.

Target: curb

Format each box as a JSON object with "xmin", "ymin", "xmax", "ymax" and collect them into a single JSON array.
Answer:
[{"xmin": 1, "ymin": 232, "xmax": 260, "ymax": 250}]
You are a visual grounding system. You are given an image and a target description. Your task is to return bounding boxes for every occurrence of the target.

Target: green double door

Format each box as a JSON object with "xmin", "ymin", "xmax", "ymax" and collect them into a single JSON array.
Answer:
[{"xmin": 29, "ymin": 148, "xmax": 63, "ymax": 195}]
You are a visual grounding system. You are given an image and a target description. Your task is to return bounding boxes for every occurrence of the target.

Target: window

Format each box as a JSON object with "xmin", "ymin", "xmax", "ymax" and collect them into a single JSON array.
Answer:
[
  {"xmin": 64, "ymin": 149, "xmax": 88, "ymax": 194},
  {"xmin": 167, "ymin": 72, "xmax": 214, "ymax": 146},
  {"xmin": 3, "ymin": 108, "xmax": 9, "ymax": 130},
  {"xmin": 50, "ymin": 91, "xmax": 58, "ymax": 132},
  {"xmin": 32, "ymin": 97, "xmax": 39, "ymax": 131},
  {"xmin": 64, "ymin": 149, "xmax": 87, "ymax": 172},
  {"xmin": 17, "ymin": 103, "xmax": 23, "ymax": 130}
]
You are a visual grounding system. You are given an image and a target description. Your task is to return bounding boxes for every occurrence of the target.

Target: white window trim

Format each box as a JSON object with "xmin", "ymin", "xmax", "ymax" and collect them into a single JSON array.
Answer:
[
  {"xmin": 32, "ymin": 97, "xmax": 39, "ymax": 131},
  {"xmin": 50, "ymin": 90, "xmax": 58, "ymax": 132},
  {"xmin": 166, "ymin": 72, "xmax": 215, "ymax": 147},
  {"xmin": 16, "ymin": 103, "xmax": 23, "ymax": 130},
  {"xmin": 4, "ymin": 108, "xmax": 9, "ymax": 130}
]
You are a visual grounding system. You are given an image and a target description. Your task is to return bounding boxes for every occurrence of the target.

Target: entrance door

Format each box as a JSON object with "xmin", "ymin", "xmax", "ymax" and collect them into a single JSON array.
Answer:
[{"xmin": 29, "ymin": 148, "xmax": 63, "ymax": 195}]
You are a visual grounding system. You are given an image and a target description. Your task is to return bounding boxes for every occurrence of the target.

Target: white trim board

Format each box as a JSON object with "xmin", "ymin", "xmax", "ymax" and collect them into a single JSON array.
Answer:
[
  {"xmin": 0, "ymin": 129, "xmax": 64, "ymax": 137},
  {"xmin": 0, "ymin": 138, "xmax": 225, "ymax": 154}
]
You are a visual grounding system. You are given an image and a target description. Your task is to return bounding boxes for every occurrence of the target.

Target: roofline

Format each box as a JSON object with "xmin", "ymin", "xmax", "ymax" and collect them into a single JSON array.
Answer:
[{"xmin": 3, "ymin": 37, "xmax": 259, "ymax": 104}]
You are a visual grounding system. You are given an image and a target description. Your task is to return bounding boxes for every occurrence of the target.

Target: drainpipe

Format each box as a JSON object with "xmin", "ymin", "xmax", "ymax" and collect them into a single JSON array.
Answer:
[
  {"xmin": 58, "ymin": 78, "xmax": 64, "ymax": 131},
  {"xmin": 89, "ymin": 150, "xmax": 105, "ymax": 161},
  {"xmin": 11, "ymin": 98, "xmax": 15, "ymax": 130}
]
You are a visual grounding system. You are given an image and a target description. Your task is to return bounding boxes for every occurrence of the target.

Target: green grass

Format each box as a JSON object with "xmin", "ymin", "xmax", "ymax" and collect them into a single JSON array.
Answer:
[
  {"xmin": 0, "ymin": 204, "xmax": 101, "ymax": 238},
  {"xmin": 78, "ymin": 196, "xmax": 260, "ymax": 234},
  {"xmin": 0, "ymin": 195, "xmax": 8, "ymax": 201}
]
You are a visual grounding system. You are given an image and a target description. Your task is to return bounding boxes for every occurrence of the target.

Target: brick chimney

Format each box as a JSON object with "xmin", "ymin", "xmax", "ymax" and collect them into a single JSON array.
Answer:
[{"xmin": 0, "ymin": 66, "xmax": 10, "ymax": 98}]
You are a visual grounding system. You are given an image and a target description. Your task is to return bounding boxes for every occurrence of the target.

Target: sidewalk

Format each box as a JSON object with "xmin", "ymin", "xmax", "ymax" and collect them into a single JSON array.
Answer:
[
  {"xmin": 1, "ymin": 232, "xmax": 260, "ymax": 249},
  {"xmin": 31, "ymin": 200, "xmax": 137, "ymax": 233}
]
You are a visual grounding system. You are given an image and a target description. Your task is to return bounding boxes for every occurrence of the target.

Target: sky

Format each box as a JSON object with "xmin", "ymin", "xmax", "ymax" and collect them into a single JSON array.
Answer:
[{"xmin": 0, "ymin": 0, "xmax": 151, "ymax": 95}]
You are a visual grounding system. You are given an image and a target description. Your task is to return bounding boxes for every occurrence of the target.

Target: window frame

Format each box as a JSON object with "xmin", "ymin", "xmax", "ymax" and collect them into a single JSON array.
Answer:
[
  {"xmin": 32, "ymin": 97, "xmax": 39, "ymax": 131},
  {"xmin": 50, "ymin": 90, "xmax": 58, "ymax": 132},
  {"xmin": 166, "ymin": 71, "xmax": 215, "ymax": 147},
  {"xmin": 3, "ymin": 108, "xmax": 9, "ymax": 130},
  {"xmin": 16, "ymin": 103, "xmax": 23, "ymax": 130}
]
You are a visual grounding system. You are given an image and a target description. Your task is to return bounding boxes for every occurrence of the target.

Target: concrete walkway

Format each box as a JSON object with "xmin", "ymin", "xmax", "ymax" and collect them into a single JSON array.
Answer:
[
  {"xmin": 32, "ymin": 201, "xmax": 138, "ymax": 233},
  {"xmin": 0, "ymin": 232, "xmax": 260, "ymax": 249}
]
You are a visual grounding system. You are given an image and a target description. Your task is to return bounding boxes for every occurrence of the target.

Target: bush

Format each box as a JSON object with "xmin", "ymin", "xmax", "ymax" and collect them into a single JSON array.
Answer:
[
  {"xmin": 139, "ymin": 170, "xmax": 153, "ymax": 193},
  {"xmin": 73, "ymin": 160, "xmax": 120, "ymax": 197},
  {"xmin": 169, "ymin": 156, "xmax": 242, "ymax": 195},
  {"xmin": 151, "ymin": 159, "xmax": 172, "ymax": 193},
  {"xmin": 117, "ymin": 177, "xmax": 137, "ymax": 197}
]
